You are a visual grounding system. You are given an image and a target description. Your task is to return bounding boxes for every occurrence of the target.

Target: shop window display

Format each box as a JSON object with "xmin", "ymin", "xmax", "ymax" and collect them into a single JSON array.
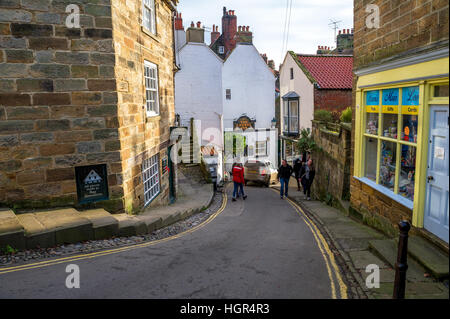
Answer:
[
  {"xmin": 379, "ymin": 141, "xmax": 396, "ymax": 191},
  {"xmin": 361, "ymin": 86, "xmax": 420, "ymax": 203},
  {"xmin": 382, "ymin": 115, "xmax": 398, "ymax": 139},
  {"xmin": 366, "ymin": 113, "xmax": 378, "ymax": 135},
  {"xmin": 364, "ymin": 137, "xmax": 377, "ymax": 181},
  {"xmin": 399, "ymin": 145, "xmax": 416, "ymax": 201}
]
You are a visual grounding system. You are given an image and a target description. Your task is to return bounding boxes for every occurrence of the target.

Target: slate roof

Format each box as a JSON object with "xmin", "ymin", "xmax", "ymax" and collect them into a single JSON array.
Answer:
[{"xmin": 293, "ymin": 53, "xmax": 353, "ymax": 89}]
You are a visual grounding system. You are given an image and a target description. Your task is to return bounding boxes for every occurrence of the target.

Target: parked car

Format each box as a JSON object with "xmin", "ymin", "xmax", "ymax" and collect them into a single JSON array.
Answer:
[{"xmin": 243, "ymin": 160, "xmax": 278, "ymax": 187}]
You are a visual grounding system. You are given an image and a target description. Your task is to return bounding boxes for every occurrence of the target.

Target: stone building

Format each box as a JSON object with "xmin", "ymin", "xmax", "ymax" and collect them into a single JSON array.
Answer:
[
  {"xmin": 351, "ymin": 0, "xmax": 449, "ymax": 243},
  {"xmin": 0, "ymin": 0, "xmax": 179, "ymax": 214}
]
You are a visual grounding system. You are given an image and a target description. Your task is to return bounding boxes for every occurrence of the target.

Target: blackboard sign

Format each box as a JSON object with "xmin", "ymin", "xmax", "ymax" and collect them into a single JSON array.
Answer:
[{"xmin": 75, "ymin": 164, "xmax": 109, "ymax": 204}]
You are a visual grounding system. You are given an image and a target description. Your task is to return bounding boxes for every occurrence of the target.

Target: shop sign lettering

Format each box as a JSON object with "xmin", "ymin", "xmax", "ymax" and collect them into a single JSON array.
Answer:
[{"xmin": 382, "ymin": 88, "xmax": 399, "ymax": 105}]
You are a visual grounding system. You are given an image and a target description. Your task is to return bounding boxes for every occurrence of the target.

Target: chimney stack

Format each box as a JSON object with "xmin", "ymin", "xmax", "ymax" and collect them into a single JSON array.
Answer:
[
  {"xmin": 175, "ymin": 12, "xmax": 184, "ymax": 30},
  {"xmin": 186, "ymin": 21, "xmax": 204, "ymax": 43},
  {"xmin": 222, "ymin": 7, "xmax": 237, "ymax": 54},
  {"xmin": 211, "ymin": 24, "xmax": 220, "ymax": 45}
]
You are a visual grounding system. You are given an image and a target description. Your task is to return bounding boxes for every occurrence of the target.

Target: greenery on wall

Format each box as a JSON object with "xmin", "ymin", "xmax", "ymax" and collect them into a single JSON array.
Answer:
[
  {"xmin": 340, "ymin": 107, "xmax": 352, "ymax": 123},
  {"xmin": 297, "ymin": 128, "xmax": 317, "ymax": 154}
]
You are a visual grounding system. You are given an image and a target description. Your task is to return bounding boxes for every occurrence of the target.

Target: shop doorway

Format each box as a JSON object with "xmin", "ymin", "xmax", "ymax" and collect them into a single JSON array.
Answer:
[{"xmin": 424, "ymin": 105, "xmax": 449, "ymax": 243}]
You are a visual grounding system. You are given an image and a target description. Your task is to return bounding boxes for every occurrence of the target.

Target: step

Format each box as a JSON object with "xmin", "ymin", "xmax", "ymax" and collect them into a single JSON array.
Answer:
[
  {"xmin": 369, "ymin": 239, "xmax": 434, "ymax": 282},
  {"xmin": 0, "ymin": 209, "xmax": 25, "ymax": 251},
  {"xmin": 112, "ymin": 214, "xmax": 147, "ymax": 237},
  {"xmin": 403, "ymin": 236, "xmax": 449, "ymax": 279},
  {"xmin": 17, "ymin": 208, "xmax": 93, "ymax": 249},
  {"xmin": 79, "ymin": 209, "xmax": 119, "ymax": 240}
]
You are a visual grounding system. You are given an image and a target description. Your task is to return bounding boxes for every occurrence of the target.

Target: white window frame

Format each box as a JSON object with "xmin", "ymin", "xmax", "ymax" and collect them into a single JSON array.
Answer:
[
  {"xmin": 219, "ymin": 46, "xmax": 225, "ymax": 54},
  {"xmin": 143, "ymin": 153, "xmax": 160, "ymax": 206},
  {"xmin": 226, "ymin": 89, "xmax": 231, "ymax": 100},
  {"xmin": 256, "ymin": 141, "xmax": 268, "ymax": 156},
  {"xmin": 144, "ymin": 60, "xmax": 160, "ymax": 117},
  {"xmin": 142, "ymin": 0, "xmax": 156, "ymax": 34}
]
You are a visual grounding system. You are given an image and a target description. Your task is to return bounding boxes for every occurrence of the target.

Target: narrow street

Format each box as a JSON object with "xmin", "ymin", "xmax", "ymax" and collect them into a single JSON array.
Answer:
[{"xmin": 0, "ymin": 186, "xmax": 345, "ymax": 299}]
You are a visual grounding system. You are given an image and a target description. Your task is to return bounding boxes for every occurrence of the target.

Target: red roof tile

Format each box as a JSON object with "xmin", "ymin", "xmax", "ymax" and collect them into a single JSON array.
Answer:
[{"xmin": 295, "ymin": 54, "xmax": 353, "ymax": 89}]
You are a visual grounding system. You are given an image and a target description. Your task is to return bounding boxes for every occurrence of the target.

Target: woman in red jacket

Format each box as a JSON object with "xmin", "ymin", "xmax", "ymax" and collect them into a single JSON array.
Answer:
[{"xmin": 232, "ymin": 163, "xmax": 247, "ymax": 201}]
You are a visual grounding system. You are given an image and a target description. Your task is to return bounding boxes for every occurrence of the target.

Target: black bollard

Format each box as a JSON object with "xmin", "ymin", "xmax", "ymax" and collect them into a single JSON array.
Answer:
[{"xmin": 393, "ymin": 220, "xmax": 411, "ymax": 299}]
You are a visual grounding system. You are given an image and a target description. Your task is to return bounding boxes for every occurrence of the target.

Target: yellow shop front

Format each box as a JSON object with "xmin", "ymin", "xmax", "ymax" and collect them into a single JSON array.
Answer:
[{"xmin": 353, "ymin": 53, "xmax": 449, "ymax": 243}]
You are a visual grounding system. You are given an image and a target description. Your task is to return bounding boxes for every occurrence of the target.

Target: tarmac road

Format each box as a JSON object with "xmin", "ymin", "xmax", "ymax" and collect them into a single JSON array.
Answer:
[{"xmin": 0, "ymin": 185, "xmax": 344, "ymax": 299}]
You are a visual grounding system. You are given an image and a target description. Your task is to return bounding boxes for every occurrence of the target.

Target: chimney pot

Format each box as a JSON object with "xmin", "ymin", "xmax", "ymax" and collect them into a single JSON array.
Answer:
[
  {"xmin": 347, "ymin": 29, "xmax": 350, "ymax": 34},
  {"xmin": 197, "ymin": 21, "xmax": 201, "ymax": 28},
  {"xmin": 338, "ymin": 30, "xmax": 341, "ymax": 35},
  {"xmin": 190, "ymin": 21, "xmax": 194, "ymax": 28},
  {"xmin": 351, "ymin": 28, "xmax": 354, "ymax": 33}
]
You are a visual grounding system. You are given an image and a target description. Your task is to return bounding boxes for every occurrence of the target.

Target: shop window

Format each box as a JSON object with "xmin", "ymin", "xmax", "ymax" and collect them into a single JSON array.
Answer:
[
  {"xmin": 379, "ymin": 140, "xmax": 396, "ymax": 191},
  {"xmin": 361, "ymin": 86, "xmax": 420, "ymax": 202},
  {"xmin": 399, "ymin": 145, "xmax": 416, "ymax": 201},
  {"xmin": 365, "ymin": 90, "xmax": 379, "ymax": 135},
  {"xmin": 364, "ymin": 137, "xmax": 377, "ymax": 181}
]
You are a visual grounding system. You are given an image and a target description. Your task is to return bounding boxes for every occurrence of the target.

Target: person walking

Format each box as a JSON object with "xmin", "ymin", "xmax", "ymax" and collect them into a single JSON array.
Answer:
[
  {"xmin": 299, "ymin": 159, "xmax": 316, "ymax": 200},
  {"xmin": 277, "ymin": 159, "xmax": 293, "ymax": 199},
  {"xmin": 232, "ymin": 163, "xmax": 247, "ymax": 201},
  {"xmin": 293, "ymin": 157, "xmax": 302, "ymax": 191}
]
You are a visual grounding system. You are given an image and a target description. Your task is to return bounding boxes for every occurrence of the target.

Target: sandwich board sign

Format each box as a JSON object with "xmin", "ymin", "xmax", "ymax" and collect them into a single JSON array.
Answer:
[{"xmin": 75, "ymin": 164, "xmax": 109, "ymax": 204}]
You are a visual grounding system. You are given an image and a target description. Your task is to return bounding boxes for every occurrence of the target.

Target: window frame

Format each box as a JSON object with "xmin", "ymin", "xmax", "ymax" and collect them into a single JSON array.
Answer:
[
  {"xmin": 360, "ymin": 85, "xmax": 420, "ymax": 204},
  {"xmin": 226, "ymin": 89, "xmax": 231, "ymax": 100},
  {"xmin": 144, "ymin": 60, "xmax": 160, "ymax": 117},
  {"xmin": 143, "ymin": 153, "xmax": 161, "ymax": 206},
  {"xmin": 283, "ymin": 98, "xmax": 299, "ymax": 136},
  {"xmin": 290, "ymin": 68, "xmax": 294, "ymax": 80},
  {"xmin": 219, "ymin": 46, "xmax": 225, "ymax": 54},
  {"xmin": 142, "ymin": 0, "xmax": 156, "ymax": 35},
  {"xmin": 255, "ymin": 140, "xmax": 268, "ymax": 156}
]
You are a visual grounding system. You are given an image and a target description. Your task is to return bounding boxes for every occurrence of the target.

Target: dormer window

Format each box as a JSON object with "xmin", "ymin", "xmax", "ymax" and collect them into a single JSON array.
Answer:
[{"xmin": 219, "ymin": 46, "xmax": 225, "ymax": 54}]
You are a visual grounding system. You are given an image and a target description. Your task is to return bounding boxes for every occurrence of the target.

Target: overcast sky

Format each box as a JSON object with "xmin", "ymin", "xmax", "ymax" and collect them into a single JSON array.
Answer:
[{"xmin": 177, "ymin": 0, "xmax": 354, "ymax": 68}]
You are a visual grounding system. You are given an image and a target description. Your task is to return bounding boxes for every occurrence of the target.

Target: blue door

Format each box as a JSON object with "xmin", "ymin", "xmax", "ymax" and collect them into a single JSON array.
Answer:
[{"xmin": 424, "ymin": 105, "xmax": 449, "ymax": 243}]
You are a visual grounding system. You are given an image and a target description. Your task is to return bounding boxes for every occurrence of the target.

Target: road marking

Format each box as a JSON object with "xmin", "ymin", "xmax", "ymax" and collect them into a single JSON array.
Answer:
[
  {"xmin": 272, "ymin": 189, "xmax": 348, "ymax": 299},
  {"xmin": 0, "ymin": 190, "xmax": 228, "ymax": 275}
]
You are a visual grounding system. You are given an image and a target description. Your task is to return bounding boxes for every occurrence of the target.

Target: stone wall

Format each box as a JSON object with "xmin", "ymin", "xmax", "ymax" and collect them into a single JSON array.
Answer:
[
  {"xmin": 0, "ymin": 0, "xmax": 122, "ymax": 212},
  {"xmin": 310, "ymin": 121, "xmax": 351, "ymax": 209},
  {"xmin": 111, "ymin": 0, "xmax": 176, "ymax": 213},
  {"xmin": 0, "ymin": 0, "xmax": 177, "ymax": 214}
]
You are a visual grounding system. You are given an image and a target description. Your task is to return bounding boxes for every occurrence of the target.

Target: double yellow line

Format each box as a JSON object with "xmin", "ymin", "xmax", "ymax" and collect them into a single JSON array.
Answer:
[
  {"xmin": 274, "ymin": 190, "xmax": 348, "ymax": 299},
  {"xmin": 0, "ymin": 191, "xmax": 228, "ymax": 276}
]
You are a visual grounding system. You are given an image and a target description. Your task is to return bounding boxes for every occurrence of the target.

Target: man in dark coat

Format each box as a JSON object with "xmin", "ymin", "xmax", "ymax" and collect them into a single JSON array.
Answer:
[
  {"xmin": 277, "ymin": 159, "xmax": 293, "ymax": 199},
  {"xmin": 293, "ymin": 158, "xmax": 302, "ymax": 191}
]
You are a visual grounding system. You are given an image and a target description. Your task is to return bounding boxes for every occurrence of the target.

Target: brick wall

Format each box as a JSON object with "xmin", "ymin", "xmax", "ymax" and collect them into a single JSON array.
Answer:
[
  {"xmin": 314, "ymin": 88, "xmax": 352, "ymax": 112},
  {"xmin": 354, "ymin": 0, "xmax": 449, "ymax": 68},
  {"xmin": 111, "ymin": 0, "xmax": 176, "ymax": 213},
  {"xmin": 0, "ymin": 0, "xmax": 123, "ymax": 211}
]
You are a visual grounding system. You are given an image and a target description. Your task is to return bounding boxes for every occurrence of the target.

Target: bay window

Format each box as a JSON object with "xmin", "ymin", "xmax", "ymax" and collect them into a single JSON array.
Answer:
[{"xmin": 282, "ymin": 92, "xmax": 300, "ymax": 136}]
